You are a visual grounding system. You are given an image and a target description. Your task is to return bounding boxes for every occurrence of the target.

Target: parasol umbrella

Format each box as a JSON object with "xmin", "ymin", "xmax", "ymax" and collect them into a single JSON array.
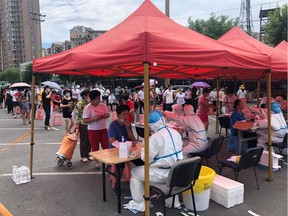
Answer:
[
  {"xmin": 42, "ymin": 81, "xmax": 61, "ymax": 90},
  {"xmin": 191, "ymin": 81, "xmax": 211, "ymax": 88},
  {"xmin": 11, "ymin": 82, "xmax": 30, "ymax": 89}
]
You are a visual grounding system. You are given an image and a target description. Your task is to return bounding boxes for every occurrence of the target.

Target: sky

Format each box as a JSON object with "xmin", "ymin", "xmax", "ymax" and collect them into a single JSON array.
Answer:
[{"xmin": 39, "ymin": 0, "xmax": 285, "ymax": 48}]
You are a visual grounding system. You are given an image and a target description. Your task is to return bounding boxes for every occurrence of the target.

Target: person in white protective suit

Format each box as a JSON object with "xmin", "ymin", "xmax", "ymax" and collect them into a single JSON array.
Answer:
[
  {"xmin": 125, "ymin": 110, "xmax": 183, "ymax": 212},
  {"xmin": 256, "ymin": 102, "xmax": 287, "ymax": 152},
  {"xmin": 163, "ymin": 105, "xmax": 208, "ymax": 157}
]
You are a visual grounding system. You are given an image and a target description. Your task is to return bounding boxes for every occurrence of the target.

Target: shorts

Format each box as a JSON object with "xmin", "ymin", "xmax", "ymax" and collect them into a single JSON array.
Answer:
[{"xmin": 13, "ymin": 101, "xmax": 19, "ymax": 107}]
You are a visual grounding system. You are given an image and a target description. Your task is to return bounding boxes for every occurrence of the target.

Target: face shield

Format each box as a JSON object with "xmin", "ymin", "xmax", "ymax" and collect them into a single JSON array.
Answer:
[
  {"xmin": 172, "ymin": 104, "xmax": 183, "ymax": 116},
  {"xmin": 183, "ymin": 105, "xmax": 195, "ymax": 116},
  {"xmin": 149, "ymin": 110, "xmax": 166, "ymax": 132}
]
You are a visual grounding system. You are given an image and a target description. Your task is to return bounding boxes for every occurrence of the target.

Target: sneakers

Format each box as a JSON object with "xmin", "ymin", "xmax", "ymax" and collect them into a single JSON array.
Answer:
[
  {"xmin": 44, "ymin": 126, "xmax": 51, "ymax": 131},
  {"xmin": 80, "ymin": 158, "xmax": 89, "ymax": 163},
  {"xmin": 87, "ymin": 157, "xmax": 94, "ymax": 161}
]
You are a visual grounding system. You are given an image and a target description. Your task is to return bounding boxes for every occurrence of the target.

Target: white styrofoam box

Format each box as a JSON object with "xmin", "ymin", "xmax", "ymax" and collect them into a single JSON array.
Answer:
[
  {"xmin": 259, "ymin": 150, "xmax": 283, "ymax": 171},
  {"xmin": 210, "ymin": 175, "xmax": 244, "ymax": 208}
]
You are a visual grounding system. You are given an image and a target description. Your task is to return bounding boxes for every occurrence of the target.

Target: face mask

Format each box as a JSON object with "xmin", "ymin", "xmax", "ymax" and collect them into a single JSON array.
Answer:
[
  {"xmin": 95, "ymin": 99, "xmax": 100, "ymax": 105},
  {"xmin": 47, "ymin": 89, "xmax": 50, "ymax": 93},
  {"xmin": 65, "ymin": 93, "xmax": 70, "ymax": 97}
]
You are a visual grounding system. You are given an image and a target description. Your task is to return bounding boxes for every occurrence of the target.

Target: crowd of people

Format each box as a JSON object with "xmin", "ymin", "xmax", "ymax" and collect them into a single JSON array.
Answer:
[{"xmin": 0, "ymin": 81, "xmax": 287, "ymax": 212}]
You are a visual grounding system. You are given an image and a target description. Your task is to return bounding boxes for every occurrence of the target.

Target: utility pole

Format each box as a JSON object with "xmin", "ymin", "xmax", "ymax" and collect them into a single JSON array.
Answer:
[
  {"xmin": 164, "ymin": 0, "xmax": 170, "ymax": 88},
  {"xmin": 239, "ymin": 0, "xmax": 254, "ymax": 35}
]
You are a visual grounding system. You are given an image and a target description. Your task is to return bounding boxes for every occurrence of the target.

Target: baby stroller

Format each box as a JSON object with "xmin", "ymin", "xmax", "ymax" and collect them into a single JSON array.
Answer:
[{"xmin": 55, "ymin": 130, "xmax": 78, "ymax": 169}]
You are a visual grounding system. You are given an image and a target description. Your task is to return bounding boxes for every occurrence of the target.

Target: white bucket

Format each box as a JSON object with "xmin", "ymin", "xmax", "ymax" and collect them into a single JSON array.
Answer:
[{"xmin": 182, "ymin": 188, "xmax": 211, "ymax": 211}]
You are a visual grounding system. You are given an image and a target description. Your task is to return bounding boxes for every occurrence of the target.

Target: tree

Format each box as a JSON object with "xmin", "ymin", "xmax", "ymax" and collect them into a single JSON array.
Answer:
[
  {"xmin": 188, "ymin": 13, "xmax": 239, "ymax": 39},
  {"xmin": 263, "ymin": 4, "xmax": 287, "ymax": 46},
  {"xmin": 22, "ymin": 63, "xmax": 53, "ymax": 85},
  {"xmin": 0, "ymin": 68, "xmax": 21, "ymax": 83}
]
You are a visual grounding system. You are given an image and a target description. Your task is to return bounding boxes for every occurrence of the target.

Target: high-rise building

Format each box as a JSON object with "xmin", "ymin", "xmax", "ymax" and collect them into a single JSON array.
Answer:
[
  {"xmin": 70, "ymin": 25, "xmax": 106, "ymax": 48},
  {"xmin": 0, "ymin": 0, "xmax": 42, "ymax": 70}
]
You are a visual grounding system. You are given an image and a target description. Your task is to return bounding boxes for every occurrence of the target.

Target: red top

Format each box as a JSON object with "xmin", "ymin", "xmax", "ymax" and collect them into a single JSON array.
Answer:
[{"xmin": 123, "ymin": 100, "xmax": 134, "ymax": 123}]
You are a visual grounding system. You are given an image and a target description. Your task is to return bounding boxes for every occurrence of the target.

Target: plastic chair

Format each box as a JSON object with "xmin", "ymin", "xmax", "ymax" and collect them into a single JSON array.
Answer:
[
  {"xmin": 52, "ymin": 113, "xmax": 62, "ymax": 126},
  {"xmin": 188, "ymin": 136, "xmax": 225, "ymax": 172},
  {"xmin": 150, "ymin": 157, "xmax": 202, "ymax": 216},
  {"xmin": 110, "ymin": 162, "xmax": 131, "ymax": 188},
  {"xmin": 135, "ymin": 125, "xmax": 145, "ymax": 139},
  {"xmin": 270, "ymin": 133, "xmax": 287, "ymax": 154},
  {"xmin": 219, "ymin": 146, "xmax": 264, "ymax": 189},
  {"xmin": 36, "ymin": 109, "xmax": 44, "ymax": 120},
  {"xmin": 138, "ymin": 114, "xmax": 144, "ymax": 124},
  {"xmin": 218, "ymin": 116, "xmax": 230, "ymax": 137}
]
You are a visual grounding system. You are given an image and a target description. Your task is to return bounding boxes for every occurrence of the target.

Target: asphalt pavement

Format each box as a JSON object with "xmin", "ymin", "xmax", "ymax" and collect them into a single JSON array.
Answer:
[{"xmin": 0, "ymin": 107, "xmax": 287, "ymax": 216}]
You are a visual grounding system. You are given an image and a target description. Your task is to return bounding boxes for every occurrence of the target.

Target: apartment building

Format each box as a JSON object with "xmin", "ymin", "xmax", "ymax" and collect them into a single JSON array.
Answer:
[{"xmin": 0, "ymin": 0, "xmax": 42, "ymax": 70}]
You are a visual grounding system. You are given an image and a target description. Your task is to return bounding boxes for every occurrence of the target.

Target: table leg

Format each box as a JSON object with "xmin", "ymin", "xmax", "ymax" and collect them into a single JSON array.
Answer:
[
  {"xmin": 102, "ymin": 163, "xmax": 106, "ymax": 202},
  {"xmin": 116, "ymin": 164, "xmax": 122, "ymax": 213},
  {"xmin": 238, "ymin": 130, "xmax": 241, "ymax": 155}
]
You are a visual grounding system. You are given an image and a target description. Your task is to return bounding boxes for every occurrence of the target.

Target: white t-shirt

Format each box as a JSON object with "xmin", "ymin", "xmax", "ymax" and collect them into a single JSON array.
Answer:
[
  {"xmin": 83, "ymin": 103, "xmax": 109, "ymax": 130},
  {"xmin": 164, "ymin": 89, "xmax": 174, "ymax": 104},
  {"xmin": 176, "ymin": 92, "xmax": 185, "ymax": 105},
  {"xmin": 236, "ymin": 90, "xmax": 247, "ymax": 99},
  {"xmin": 138, "ymin": 90, "xmax": 144, "ymax": 100}
]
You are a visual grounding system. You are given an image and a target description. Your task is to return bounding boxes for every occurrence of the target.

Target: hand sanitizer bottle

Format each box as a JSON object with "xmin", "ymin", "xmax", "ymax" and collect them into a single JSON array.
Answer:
[{"xmin": 119, "ymin": 136, "xmax": 128, "ymax": 158}]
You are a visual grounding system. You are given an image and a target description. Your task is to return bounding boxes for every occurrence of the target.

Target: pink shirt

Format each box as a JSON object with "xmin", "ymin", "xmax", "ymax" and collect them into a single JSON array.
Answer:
[{"xmin": 83, "ymin": 103, "xmax": 109, "ymax": 130}]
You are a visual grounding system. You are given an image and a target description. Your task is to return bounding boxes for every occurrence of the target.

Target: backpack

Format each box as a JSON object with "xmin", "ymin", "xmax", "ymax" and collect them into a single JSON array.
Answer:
[{"xmin": 6, "ymin": 92, "xmax": 12, "ymax": 101}]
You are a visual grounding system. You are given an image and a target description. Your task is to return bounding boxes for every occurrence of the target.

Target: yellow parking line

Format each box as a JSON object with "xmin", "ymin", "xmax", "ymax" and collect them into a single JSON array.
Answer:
[{"xmin": 0, "ymin": 203, "xmax": 13, "ymax": 216}]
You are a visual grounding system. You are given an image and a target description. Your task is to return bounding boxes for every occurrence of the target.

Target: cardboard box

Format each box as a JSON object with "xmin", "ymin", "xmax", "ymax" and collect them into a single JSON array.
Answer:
[
  {"xmin": 258, "ymin": 150, "xmax": 283, "ymax": 171},
  {"xmin": 210, "ymin": 175, "xmax": 244, "ymax": 208}
]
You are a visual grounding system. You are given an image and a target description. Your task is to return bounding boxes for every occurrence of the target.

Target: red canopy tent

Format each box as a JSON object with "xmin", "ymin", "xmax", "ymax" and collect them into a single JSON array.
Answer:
[
  {"xmin": 33, "ymin": 1, "xmax": 270, "ymax": 79},
  {"xmin": 31, "ymin": 1, "xmax": 274, "ymax": 214},
  {"xmin": 218, "ymin": 27, "xmax": 287, "ymax": 79},
  {"xmin": 275, "ymin": 40, "xmax": 288, "ymax": 51}
]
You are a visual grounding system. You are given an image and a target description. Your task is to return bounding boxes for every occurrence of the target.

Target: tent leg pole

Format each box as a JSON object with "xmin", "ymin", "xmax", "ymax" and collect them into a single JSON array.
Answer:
[
  {"xmin": 256, "ymin": 79, "xmax": 260, "ymax": 108},
  {"xmin": 143, "ymin": 62, "xmax": 150, "ymax": 216},
  {"xmin": 30, "ymin": 74, "xmax": 36, "ymax": 179},
  {"xmin": 215, "ymin": 78, "xmax": 220, "ymax": 134},
  {"xmin": 265, "ymin": 70, "xmax": 273, "ymax": 182}
]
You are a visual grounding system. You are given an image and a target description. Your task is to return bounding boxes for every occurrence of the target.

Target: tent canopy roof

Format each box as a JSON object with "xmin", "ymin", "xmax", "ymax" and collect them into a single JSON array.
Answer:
[
  {"xmin": 33, "ymin": 0, "xmax": 271, "ymax": 80},
  {"xmin": 218, "ymin": 27, "xmax": 287, "ymax": 78}
]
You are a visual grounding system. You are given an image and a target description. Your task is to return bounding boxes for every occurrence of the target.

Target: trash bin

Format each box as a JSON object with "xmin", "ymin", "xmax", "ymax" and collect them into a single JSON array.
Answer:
[{"xmin": 182, "ymin": 166, "xmax": 216, "ymax": 211}]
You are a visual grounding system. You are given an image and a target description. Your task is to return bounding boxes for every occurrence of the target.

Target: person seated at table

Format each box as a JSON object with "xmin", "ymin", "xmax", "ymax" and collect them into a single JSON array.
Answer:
[
  {"xmin": 256, "ymin": 102, "xmax": 288, "ymax": 152},
  {"xmin": 108, "ymin": 105, "xmax": 137, "ymax": 148},
  {"xmin": 222, "ymin": 88, "xmax": 237, "ymax": 114},
  {"xmin": 163, "ymin": 105, "xmax": 208, "ymax": 157},
  {"xmin": 230, "ymin": 99, "xmax": 257, "ymax": 150},
  {"xmin": 108, "ymin": 105, "xmax": 144, "ymax": 194},
  {"xmin": 125, "ymin": 110, "xmax": 183, "ymax": 212}
]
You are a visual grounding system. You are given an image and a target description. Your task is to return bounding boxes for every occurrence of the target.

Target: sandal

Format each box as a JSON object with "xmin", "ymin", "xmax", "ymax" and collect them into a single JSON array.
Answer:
[{"xmin": 80, "ymin": 158, "xmax": 89, "ymax": 163}]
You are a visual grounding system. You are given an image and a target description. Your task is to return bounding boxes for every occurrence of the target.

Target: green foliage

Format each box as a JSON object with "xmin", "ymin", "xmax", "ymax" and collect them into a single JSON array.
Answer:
[
  {"xmin": 0, "ymin": 68, "xmax": 21, "ymax": 83},
  {"xmin": 22, "ymin": 63, "xmax": 53, "ymax": 84},
  {"xmin": 188, "ymin": 13, "xmax": 239, "ymax": 39},
  {"xmin": 263, "ymin": 4, "xmax": 287, "ymax": 46}
]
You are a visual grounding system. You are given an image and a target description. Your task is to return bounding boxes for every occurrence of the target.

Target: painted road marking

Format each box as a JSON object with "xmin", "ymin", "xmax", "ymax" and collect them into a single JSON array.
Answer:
[{"xmin": 0, "ymin": 171, "xmax": 101, "ymax": 177}]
